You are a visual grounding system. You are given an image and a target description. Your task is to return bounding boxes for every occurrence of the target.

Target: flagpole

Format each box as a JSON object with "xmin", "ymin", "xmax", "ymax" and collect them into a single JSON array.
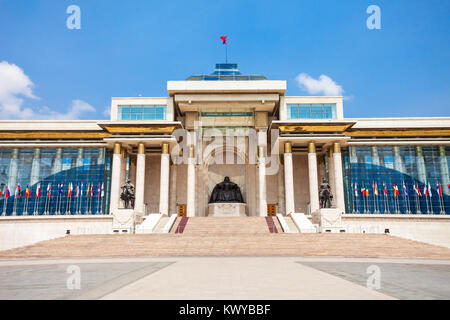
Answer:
[
  {"xmin": 12, "ymin": 195, "xmax": 17, "ymax": 216},
  {"xmin": 33, "ymin": 187, "xmax": 37, "ymax": 215},
  {"xmin": 226, "ymin": 45, "xmax": 228, "ymax": 64},
  {"xmin": 44, "ymin": 193, "xmax": 47, "ymax": 215},
  {"xmin": 2, "ymin": 198, "xmax": 7, "ymax": 216},
  {"xmin": 24, "ymin": 197, "xmax": 28, "ymax": 216},
  {"xmin": 100, "ymin": 191, "xmax": 104, "ymax": 215},
  {"xmin": 385, "ymin": 192, "xmax": 389, "ymax": 214},
  {"xmin": 65, "ymin": 192, "xmax": 70, "ymax": 215}
]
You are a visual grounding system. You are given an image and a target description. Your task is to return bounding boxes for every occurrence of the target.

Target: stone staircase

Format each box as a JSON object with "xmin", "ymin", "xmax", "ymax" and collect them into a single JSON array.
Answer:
[
  {"xmin": 153, "ymin": 216, "xmax": 170, "ymax": 233},
  {"xmin": 178, "ymin": 217, "xmax": 281, "ymax": 234},
  {"xmin": 2, "ymin": 233, "xmax": 450, "ymax": 259}
]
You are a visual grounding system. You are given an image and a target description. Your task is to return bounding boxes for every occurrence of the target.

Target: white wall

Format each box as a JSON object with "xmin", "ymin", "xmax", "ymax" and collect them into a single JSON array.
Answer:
[
  {"xmin": 280, "ymin": 96, "xmax": 344, "ymax": 120},
  {"xmin": 110, "ymin": 97, "xmax": 174, "ymax": 121},
  {"xmin": 0, "ymin": 216, "xmax": 113, "ymax": 251},
  {"xmin": 342, "ymin": 215, "xmax": 450, "ymax": 248}
]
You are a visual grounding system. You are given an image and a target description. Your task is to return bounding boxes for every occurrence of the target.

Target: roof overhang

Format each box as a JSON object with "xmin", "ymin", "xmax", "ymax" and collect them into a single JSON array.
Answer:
[
  {"xmin": 97, "ymin": 121, "xmax": 183, "ymax": 135},
  {"xmin": 174, "ymin": 93, "xmax": 280, "ymax": 113},
  {"xmin": 167, "ymin": 80, "xmax": 286, "ymax": 95},
  {"xmin": 271, "ymin": 120, "xmax": 356, "ymax": 134}
]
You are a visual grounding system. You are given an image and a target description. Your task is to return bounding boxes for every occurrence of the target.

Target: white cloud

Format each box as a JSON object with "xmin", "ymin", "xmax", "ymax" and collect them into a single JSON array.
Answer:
[
  {"xmin": 0, "ymin": 61, "xmax": 95, "ymax": 120},
  {"xmin": 36, "ymin": 100, "xmax": 96, "ymax": 120},
  {"xmin": 102, "ymin": 106, "xmax": 111, "ymax": 119},
  {"xmin": 0, "ymin": 61, "xmax": 38, "ymax": 119},
  {"xmin": 296, "ymin": 73, "xmax": 344, "ymax": 96}
]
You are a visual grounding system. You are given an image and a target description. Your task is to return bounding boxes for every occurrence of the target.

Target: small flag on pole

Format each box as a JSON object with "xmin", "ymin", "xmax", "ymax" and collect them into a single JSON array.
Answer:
[
  {"xmin": 36, "ymin": 183, "xmax": 41, "ymax": 198},
  {"xmin": 220, "ymin": 35, "xmax": 227, "ymax": 45}
]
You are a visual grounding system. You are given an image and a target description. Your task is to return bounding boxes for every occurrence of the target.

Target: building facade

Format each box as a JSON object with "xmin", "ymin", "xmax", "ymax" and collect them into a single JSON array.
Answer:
[{"xmin": 0, "ymin": 63, "xmax": 449, "ymax": 221}]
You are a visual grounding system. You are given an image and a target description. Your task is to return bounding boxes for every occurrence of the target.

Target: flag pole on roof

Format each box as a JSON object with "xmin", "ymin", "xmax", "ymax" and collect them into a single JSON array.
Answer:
[{"xmin": 220, "ymin": 35, "xmax": 228, "ymax": 63}]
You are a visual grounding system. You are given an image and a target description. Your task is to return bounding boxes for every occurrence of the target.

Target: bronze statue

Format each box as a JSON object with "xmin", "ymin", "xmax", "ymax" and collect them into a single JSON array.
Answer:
[
  {"xmin": 209, "ymin": 176, "xmax": 244, "ymax": 203},
  {"xmin": 319, "ymin": 178, "xmax": 333, "ymax": 208},
  {"xmin": 120, "ymin": 180, "xmax": 135, "ymax": 209}
]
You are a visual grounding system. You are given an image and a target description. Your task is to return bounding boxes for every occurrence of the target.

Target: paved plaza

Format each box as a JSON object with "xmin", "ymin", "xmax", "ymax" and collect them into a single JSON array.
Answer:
[{"xmin": 0, "ymin": 257, "xmax": 449, "ymax": 300}]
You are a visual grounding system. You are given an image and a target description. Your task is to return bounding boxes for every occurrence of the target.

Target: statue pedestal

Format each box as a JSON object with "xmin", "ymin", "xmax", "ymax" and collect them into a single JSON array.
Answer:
[
  {"xmin": 311, "ymin": 208, "xmax": 345, "ymax": 233},
  {"xmin": 112, "ymin": 209, "xmax": 135, "ymax": 233},
  {"xmin": 208, "ymin": 203, "xmax": 247, "ymax": 217}
]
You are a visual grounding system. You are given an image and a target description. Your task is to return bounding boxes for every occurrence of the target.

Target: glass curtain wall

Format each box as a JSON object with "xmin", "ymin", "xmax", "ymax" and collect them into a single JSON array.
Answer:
[
  {"xmin": 0, "ymin": 147, "xmax": 112, "ymax": 216},
  {"xmin": 342, "ymin": 145, "xmax": 450, "ymax": 214}
]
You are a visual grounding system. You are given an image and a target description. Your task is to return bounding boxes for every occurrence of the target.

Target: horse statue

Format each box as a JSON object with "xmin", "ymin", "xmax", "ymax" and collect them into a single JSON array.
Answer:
[
  {"xmin": 319, "ymin": 178, "xmax": 333, "ymax": 208},
  {"xmin": 120, "ymin": 180, "xmax": 135, "ymax": 209}
]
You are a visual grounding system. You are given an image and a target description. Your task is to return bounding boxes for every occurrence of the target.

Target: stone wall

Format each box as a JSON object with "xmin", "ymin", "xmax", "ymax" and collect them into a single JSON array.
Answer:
[
  {"xmin": 342, "ymin": 214, "xmax": 450, "ymax": 248},
  {"xmin": 0, "ymin": 216, "xmax": 113, "ymax": 251}
]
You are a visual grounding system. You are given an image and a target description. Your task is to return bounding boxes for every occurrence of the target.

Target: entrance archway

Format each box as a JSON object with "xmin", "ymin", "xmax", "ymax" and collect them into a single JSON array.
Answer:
[{"xmin": 201, "ymin": 145, "xmax": 249, "ymax": 215}]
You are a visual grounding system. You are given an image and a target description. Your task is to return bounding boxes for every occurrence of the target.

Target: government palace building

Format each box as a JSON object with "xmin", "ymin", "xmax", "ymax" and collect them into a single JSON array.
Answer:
[{"xmin": 1, "ymin": 63, "xmax": 450, "ymax": 250}]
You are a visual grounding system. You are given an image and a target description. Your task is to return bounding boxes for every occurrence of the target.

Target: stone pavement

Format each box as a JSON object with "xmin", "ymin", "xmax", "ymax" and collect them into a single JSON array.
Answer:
[{"xmin": 0, "ymin": 257, "xmax": 449, "ymax": 300}]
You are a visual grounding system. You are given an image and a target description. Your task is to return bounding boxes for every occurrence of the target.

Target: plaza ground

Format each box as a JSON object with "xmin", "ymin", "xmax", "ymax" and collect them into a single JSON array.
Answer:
[{"xmin": 0, "ymin": 256, "xmax": 449, "ymax": 300}]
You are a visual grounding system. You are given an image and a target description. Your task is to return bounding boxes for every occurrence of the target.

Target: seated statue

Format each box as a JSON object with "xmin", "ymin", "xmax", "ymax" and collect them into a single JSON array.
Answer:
[{"xmin": 209, "ymin": 176, "xmax": 244, "ymax": 203}]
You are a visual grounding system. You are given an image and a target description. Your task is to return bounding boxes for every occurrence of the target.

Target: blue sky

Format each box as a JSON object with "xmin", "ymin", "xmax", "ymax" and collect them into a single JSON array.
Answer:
[{"xmin": 0, "ymin": 0, "xmax": 449, "ymax": 120}]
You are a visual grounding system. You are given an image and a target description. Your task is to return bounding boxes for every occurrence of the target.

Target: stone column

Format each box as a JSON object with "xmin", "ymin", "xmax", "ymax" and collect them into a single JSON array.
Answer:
[
  {"xmin": 134, "ymin": 143, "xmax": 146, "ymax": 215},
  {"xmin": 120, "ymin": 148, "xmax": 127, "ymax": 186},
  {"xmin": 159, "ymin": 143, "xmax": 170, "ymax": 215},
  {"xmin": 30, "ymin": 148, "xmax": 41, "ymax": 186},
  {"xmin": 439, "ymin": 146, "xmax": 449, "ymax": 196},
  {"xmin": 257, "ymin": 130, "xmax": 267, "ymax": 216},
  {"xmin": 416, "ymin": 146, "xmax": 427, "ymax": 183},
  {"xmin": 7, "ymin": 148, "xmax": 19, "ymax": 190},
  {"xmin": 283, "ymin": 142, "xmax": 295, "ymax": 215},
  {"xmin": 277, "ymin": 161, "xmax": 285, "ymax": 215},
  {"xmin": 169, "ymin": 162, "xmax": 178, "ymax": 215},
  {"xmin": 333, "ymin": 142, "xmax": 345, "ymax": 214},
  {"xmin": 128, "ymin": 156, "xmax": 136, "ymax": 187},
  {"xmin": 308, "ymin": 142, "xmax": 320, "ymax": 214},
  {"xmin": 258, "ymin": 145, "xmax": 267, "ymax": 216},
  {"xmin": 327, "ymin": 147, "xmax": 335, "ymax": 196},
  {"xmin": 187, "ymin": 144, "xmax": 196, "ymax": 217},
  {"xmin": 110, "ymin": 143, "xmax": 122, "ymax": 213}
]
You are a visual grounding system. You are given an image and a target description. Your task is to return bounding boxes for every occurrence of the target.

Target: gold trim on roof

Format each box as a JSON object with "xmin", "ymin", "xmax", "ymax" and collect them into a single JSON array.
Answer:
[
  {"xmin": 346, "ymin": 129, "xmax": 450, "ymax": 137},
  {"xmin": 101, "ymin": 125, "xmax": 177, "ymax": 134},
  {"xmin": 0, "ymin": 131, "xmax": 110, "ymax": 139},
  {"xmin": 278, "ymin": 123, "xmax": 354, "ymax": 133}
]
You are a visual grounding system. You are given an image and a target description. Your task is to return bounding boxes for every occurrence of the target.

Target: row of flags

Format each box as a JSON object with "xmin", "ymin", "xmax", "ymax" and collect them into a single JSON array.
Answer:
[
  {"xmin": 354, "ymin": 181, "xmax": 449, "ymax": 198},
  {"xmin": 1, "ymin": 182, "xmax": 104, "ymax": 199}
]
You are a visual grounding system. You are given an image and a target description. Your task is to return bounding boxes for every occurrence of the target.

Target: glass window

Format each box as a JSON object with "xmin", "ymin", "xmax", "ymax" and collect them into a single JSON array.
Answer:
[
  {"xmin": 118, "ymin": 105, "xmax": 167, "ymax": 120},
  {"xmin": 0, "ymin": 147, "xmax": 112, "ymax": 216},
  {"xmin": 342, "ymin": 145, "xmax": 450, "ymax": 215},
  {"xmin": 287, "ymin": 104, "xmax": 337, "ymax": 120}
]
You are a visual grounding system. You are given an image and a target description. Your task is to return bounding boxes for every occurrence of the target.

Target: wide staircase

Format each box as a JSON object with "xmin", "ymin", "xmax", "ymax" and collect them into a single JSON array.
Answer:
[{"xmin": 171, "ymin": 217, "xmax": 281, "ymax": 235}]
